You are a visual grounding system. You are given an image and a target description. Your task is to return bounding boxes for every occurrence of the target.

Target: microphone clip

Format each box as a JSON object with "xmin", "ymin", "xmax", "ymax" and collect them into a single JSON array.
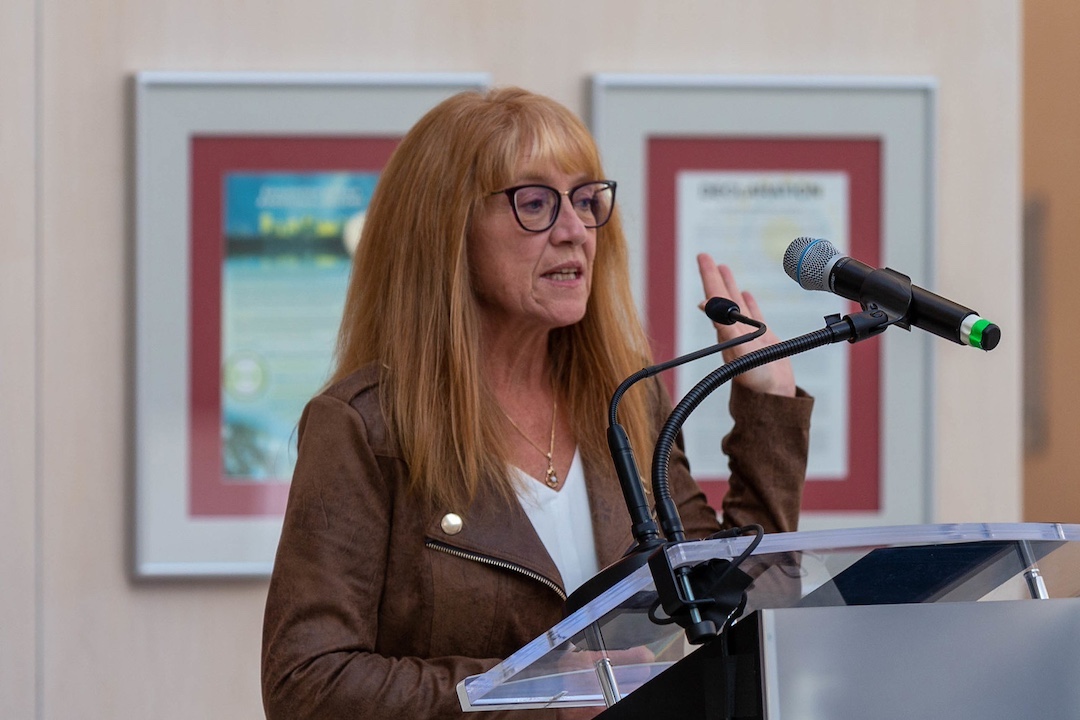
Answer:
[
  {"xmin": 824, "ymin": 307, "xmax": 894, "ymax": 345},
  {"xmin": 647, "ymin": 544, "xmax": 753, "ymax": 645},
  {"xmin": 854, "ymin": 266, "xmax": 915, "ymax": 328}
]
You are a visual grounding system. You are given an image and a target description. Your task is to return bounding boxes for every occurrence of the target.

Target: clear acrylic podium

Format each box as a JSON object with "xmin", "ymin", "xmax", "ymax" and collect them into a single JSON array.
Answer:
[{"xmin": 457, "ymin": 523, "xmax": 1080, "ymax": 718}]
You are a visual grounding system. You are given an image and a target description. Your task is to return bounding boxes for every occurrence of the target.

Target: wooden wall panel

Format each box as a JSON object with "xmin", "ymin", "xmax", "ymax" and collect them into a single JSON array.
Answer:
[{"xmin": 1023, "ymin": 0, "xmax": 1080, "ymax": 523}]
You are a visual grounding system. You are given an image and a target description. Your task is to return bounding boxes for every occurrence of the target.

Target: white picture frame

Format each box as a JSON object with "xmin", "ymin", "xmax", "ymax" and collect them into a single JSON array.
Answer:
[
  {"xmin": 133, "ymin": 72, "xmax": 490, "ymax": 578},
  {"xmin": 590, "ymin": 74, "xmax": 937, "ymax": 530}
]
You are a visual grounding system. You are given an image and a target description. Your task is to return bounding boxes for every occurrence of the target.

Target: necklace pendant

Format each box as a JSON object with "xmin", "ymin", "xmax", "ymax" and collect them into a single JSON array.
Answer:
[{"xmin": 545, "ymin": 467, "xmax": 559, "ymax": 488}]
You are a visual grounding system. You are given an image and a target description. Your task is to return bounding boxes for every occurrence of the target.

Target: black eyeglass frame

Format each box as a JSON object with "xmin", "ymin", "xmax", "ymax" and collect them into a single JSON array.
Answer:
[{"xmin": 490, "ymin": 180, "xmax": 617, "ymax": 233}]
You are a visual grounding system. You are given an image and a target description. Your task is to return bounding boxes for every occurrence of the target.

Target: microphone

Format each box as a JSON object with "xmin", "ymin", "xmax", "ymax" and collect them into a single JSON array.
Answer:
[
  {"xmin": 605, "ymin": 298, "xmax": 765, "ymax": 552},
  {"xmin": 646, "ymin": 304, "xmax": 902, "ymax": 645},
  {"xmin": 702, "ymin": 296, "xmax": 745, "ymax": 325},
  {"xmin": 563, "ymin": 299, "xmax": 765, "ymax": 615},
  {"xmin": 784, "ymin": 237, "xmax": 1000, "ymax": 351}
]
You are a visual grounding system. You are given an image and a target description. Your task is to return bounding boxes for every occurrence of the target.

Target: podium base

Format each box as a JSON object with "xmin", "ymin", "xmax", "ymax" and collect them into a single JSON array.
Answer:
[
  {"xmin": 600, "ymin": 598, "xmax": 1080, "ymax": 719},
  {"xmin": 597, "ymin": 618, "xmax": 761, "ymax": 720}
]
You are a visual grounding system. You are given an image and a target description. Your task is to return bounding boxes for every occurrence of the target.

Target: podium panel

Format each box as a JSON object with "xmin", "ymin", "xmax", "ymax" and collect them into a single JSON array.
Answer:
[
  {"xmin": 457, "ymin": 523, "xmax": 1080, "ymax": 715},
  {"xmin": 758, "ymin": 599, "xmax": 1080, "ymax": 718}
]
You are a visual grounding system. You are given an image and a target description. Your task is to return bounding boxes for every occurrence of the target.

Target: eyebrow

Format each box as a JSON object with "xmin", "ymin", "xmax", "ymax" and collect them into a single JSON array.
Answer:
[{"xmin": 510, "ymin": 173, "xmax": 593, "ymax": 187}]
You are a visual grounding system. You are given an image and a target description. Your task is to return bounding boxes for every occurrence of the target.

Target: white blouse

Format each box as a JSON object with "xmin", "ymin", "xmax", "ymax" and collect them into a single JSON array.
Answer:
[{"xmin": 514, "ymin": 449, "xmax": 600, "ymax": 595}]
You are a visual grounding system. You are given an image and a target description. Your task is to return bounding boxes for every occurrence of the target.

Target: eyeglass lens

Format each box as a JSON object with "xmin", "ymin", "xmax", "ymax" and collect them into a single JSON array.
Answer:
[{"xmin": 512, "ymin": 182, "xmax": 614, "ymax": 232}]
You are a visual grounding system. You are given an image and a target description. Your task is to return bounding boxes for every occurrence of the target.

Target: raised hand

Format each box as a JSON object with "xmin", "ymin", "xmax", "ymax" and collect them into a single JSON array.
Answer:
[{"xmin": 697, "ymin": 253, "xmax": 796, "ymax": 397}]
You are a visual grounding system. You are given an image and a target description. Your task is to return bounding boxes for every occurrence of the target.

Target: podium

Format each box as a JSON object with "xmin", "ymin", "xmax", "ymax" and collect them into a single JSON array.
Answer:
[{"xmin": 457, "ymin": 523, "xmax": 1080, "ymax": 718}]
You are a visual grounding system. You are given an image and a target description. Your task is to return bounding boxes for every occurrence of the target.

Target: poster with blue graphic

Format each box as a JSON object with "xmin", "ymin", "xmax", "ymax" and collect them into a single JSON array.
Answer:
[{"xmin": 221, "ymin": 171, "xmax": 377, "ymax": 480}]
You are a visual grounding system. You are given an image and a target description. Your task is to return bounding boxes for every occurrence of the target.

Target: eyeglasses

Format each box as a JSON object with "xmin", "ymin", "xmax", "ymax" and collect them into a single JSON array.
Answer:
[{"xmin": 491, "ymin": 180, "xmax": 617, "ymax": 233}]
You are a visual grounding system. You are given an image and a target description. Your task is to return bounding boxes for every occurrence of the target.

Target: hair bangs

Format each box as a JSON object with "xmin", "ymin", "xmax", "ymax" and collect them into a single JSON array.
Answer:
[
  {"xmin": 519, "ymin": 116, "xmax": 603, "ymax": 181},
  {"xmin": 472, "ymin": 91, "xmax": 604, "ymax": 193}
]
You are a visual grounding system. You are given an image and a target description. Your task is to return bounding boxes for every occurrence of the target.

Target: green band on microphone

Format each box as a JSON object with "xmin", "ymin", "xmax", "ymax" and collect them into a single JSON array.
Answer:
[{"xmin": 968, "ymin": 318, "xmax": 992, "ymax": 349}]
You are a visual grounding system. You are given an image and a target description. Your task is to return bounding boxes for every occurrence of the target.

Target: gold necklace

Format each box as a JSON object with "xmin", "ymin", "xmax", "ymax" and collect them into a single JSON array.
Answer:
[{"xmin": 502, "ymin": 395, "xmax": 559, "ymax": 488}]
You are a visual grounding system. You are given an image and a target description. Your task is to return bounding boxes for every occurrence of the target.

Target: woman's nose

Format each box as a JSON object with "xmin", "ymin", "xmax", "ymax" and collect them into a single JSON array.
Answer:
[{"xmin": 549, "ymin": 196, "xmax": 588, "ymax": 244}]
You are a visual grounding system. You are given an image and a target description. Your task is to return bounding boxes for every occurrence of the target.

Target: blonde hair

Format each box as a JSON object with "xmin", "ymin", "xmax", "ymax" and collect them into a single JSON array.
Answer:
[{"xmin": 331, "ymin": 86, "xmax": 658, "ymax": 511}]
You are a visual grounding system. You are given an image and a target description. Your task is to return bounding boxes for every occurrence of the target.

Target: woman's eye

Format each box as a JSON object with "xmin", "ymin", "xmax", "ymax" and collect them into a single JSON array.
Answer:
[
  {"xmin": 573, "ymin": 195, "xmax": 595, "ymax": 211},
  {"xmin": 515, "ymin": 189, "xmax": 554, "ymax": 214}
]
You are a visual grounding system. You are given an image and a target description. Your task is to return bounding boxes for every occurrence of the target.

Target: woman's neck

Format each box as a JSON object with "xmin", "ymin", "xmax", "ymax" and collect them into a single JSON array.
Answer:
[{"xmin": 480, "ymin": 324, "xmax": 553, "ymax": 400}]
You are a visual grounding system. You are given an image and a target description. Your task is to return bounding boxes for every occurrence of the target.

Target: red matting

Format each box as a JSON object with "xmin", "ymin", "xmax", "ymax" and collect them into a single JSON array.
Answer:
[
  {"xmin": 189, "ymin": 136, "xmax": 399, "ymax": 517},
  {"xmin": 647, "ymin": 137, "xmax": 882, "ymax": 512}
]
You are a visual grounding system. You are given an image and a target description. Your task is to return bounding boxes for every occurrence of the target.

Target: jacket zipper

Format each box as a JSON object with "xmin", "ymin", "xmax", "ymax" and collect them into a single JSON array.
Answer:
[{"xmin": 425, "ymin": 539, "xmax": 567, "ymax": 601}]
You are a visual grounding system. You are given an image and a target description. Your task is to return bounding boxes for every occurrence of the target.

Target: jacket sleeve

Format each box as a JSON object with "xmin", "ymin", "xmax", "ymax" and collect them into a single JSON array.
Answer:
[
  {"xmin": 718, "ymin": 383, "xmax": 813, "ymax": 533},
  {"xmin": 665, "ymin": 382, "xmax": 814, "ymax": 538},
  {"xmin": 261, "ymin": 394, "xmax": 553, "ymax": 720}
]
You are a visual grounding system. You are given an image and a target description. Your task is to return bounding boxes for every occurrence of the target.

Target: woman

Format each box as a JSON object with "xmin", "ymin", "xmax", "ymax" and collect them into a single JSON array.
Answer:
[{"xmin": 261, "ymin": 87, "xmax": 813, "ymax": 720}]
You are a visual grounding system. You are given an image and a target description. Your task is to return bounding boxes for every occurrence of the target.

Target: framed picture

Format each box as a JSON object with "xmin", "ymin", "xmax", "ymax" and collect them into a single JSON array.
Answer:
[
  {"xmin": 591, "ymin": 75, "xmax": 936, "ymax": 529},
  {"xmin": 133, "ymin": 72, "xmax": 489, "ymax": 577}
]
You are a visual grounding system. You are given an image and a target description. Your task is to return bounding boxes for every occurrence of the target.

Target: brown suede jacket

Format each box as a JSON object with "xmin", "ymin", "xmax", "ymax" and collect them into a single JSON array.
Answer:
[{"xmin": 262, "ymin": 364, "xmax": 813, "ymax": 720}]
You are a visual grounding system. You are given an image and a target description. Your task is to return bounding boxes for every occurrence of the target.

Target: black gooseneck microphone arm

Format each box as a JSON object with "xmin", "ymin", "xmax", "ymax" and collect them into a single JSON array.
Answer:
[
  {"xmin": 608, "ymin": 297, "xmax": 766, "ymax": 554},
  {"xmin": 645, "ymin": 308, "xmax": 893, "ymax": 645},
  {"xmin": 563, "ymin": 298, "xmax": 764, "ymax": 615},
  {"xmin": 651, "ymin": 308, "xmax": 892, "ymax": 543}
]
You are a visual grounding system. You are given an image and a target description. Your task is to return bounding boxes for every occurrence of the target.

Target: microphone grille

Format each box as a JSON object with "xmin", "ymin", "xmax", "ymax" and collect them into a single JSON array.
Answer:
[{"xmin": 783, "ymin": 237, "xmax": 839, "ymax": 291}]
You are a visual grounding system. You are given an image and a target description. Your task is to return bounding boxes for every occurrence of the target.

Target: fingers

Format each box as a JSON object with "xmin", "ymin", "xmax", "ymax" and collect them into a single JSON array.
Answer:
[
  {"xmin": 715, "ymin": 262, "xmax": 745, "ymax": 310},
  {"xmin": 696, "ymin": 253, "xmax": 728, "ymax": 302},
  {"xmin": 740, "ymin": 290, "xmax": 763, "ymax": 322},
  {"xmin": 697, "ymin": 253, "xmax": 746, "ymax": 314},
  {"xmin": 694, "ymin": 253, "xmax": 797, "ymax": 396}
]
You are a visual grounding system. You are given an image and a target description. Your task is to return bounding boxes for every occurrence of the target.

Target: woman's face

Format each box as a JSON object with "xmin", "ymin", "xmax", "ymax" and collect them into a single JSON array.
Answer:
[{"xmin": 468, "ymin": 162, "xmax": 597, "ymax": 337}]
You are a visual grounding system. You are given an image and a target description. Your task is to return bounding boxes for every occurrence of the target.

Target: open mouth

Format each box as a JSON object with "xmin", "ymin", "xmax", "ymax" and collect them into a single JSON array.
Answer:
[{"xmin": 543, "ymin": 266, "xmax": 581, "ymax": 281}]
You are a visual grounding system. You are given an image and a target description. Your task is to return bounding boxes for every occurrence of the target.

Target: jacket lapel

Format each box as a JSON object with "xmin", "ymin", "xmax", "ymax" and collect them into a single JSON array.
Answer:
[
  {"xmin": 422, "ymin": 453, "xmax": 641, "ymax": 594},
  {"xmin": 424, "ymin": 485, "xmax": 564, "ymax": 591}
]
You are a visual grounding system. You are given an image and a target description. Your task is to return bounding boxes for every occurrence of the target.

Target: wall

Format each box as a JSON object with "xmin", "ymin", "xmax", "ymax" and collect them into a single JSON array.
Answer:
[
  {"xmin": 1, "ymin": 1, "xmax": 1022, "ymax": 717},
  {"xmin": 1, "ymin": 0, "xmax": 39, "ymax": 717},
  {"xmin": 1023, "ymin": 0, "xmax": 1080, "ymax": 523}
]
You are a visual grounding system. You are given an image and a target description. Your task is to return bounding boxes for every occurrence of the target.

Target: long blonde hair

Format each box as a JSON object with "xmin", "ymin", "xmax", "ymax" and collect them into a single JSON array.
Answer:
[{"xmin": 332, "ymin": 87, "xmax": 658, "ymax": 511}]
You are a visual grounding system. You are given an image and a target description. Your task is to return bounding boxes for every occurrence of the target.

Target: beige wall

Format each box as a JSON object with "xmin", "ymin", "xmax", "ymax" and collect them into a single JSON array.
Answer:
[
  {"xmin": 1, "ymin": 1, "xmax": 1022, "ymax": 717},
  {"xmin": 1, "ymin": 0, "xmax": 39, "ymax": 717}
]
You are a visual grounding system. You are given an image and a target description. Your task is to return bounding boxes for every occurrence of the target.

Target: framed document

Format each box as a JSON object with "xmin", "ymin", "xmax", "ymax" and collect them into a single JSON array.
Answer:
[
  {"xmin": 133, "ymin": 72, "xmax": 489, "ymax": 577},
  {"xmin": 591, "ymin": 75, "xmax": 936, "ymax": 528}
]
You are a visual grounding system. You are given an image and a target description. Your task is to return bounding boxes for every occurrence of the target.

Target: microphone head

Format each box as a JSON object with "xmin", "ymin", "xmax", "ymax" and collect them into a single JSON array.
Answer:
[
  {"xmin": 783, "ymin": 237, "xmax": 841, "ymax": 291},
  {"xmin": 703, "ymin": 297, "xmax": 740, "ymax": 325}
]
